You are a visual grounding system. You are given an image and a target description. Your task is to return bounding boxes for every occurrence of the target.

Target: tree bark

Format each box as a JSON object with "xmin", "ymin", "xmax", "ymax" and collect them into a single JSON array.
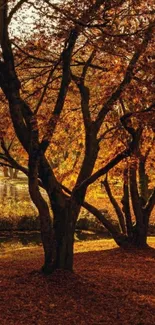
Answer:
[
  {"xmin": 3, "ymin": 166, "xmax": 9, "ymax": 177},
  {"xmin": 121, "ymin": 167, "xmax": 133, "ymax": 237},
  {"xmin": 139, "ymin": 157, "xmax": 149, "ymax": 206},
  {"xmin": 29, "ymin": 177, "xmax": 55, "ymax": 273},
  {"xmin": 102, "ymin": 175, "xmax": 126, "ymax": 234},
  {"xmin": 28, "ymin": 146, "xmax": 55, "ymax": 273},
  {"xmin": 53, "ymin": 209, "xmax": 73, "ymax": 270}
]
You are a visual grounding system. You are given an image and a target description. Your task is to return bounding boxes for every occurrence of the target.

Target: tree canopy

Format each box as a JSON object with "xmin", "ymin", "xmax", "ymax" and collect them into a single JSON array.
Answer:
[{"xmin": 0, "ymin": 0, "xmax": 155, "ymax": 272}]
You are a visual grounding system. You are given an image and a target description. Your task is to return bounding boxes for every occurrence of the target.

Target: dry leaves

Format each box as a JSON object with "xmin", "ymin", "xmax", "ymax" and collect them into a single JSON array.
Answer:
[{"xmin": 0, "ymin": 239, "xmax": 155, "ymax": 325}]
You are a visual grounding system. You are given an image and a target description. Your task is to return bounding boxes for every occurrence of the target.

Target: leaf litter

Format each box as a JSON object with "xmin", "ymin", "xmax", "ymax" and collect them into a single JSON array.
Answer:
[{"xmin": 0, "ymin": 239, "xmax": 154, "ymax": 325}]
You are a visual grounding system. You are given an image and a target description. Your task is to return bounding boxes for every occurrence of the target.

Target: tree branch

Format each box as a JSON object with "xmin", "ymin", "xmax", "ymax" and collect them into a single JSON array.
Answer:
[
  {"xmin": 94, "ymin": 21, "xmax": 155, "ymax": 130},
  {"xmin": 61, "ymin": 183, "xmax": 125, "ymax": 244},
  {"xmin": 40, "ymin": 28, "xmax": 79, "ymax": 153},
  {"xmin": 1, "ymin": 138, "xmax": 28, "ymax": 175},
  {"xmin": 75, "ymin": 147, "xmax": 130, "ymax": 193},
  {"xmin": 34, "ymin": 58, "xmax": 61, "ymax": 114},
  {"xmin": 71, "ymin": 51, "xmax": 95, "ymax": 129},
  {"xmin": 7, "ymin": 0, "xmax": 27, "ymax": 24},
  {"xmin": 101, "ymin": 174, "xmax": 126, "ymax": 234}
]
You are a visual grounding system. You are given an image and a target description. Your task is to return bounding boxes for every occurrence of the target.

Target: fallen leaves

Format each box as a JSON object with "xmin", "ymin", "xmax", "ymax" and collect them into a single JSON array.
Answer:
[{"xmin": 0, "ymin": 239, "xmax": 155, "ymax": 325}]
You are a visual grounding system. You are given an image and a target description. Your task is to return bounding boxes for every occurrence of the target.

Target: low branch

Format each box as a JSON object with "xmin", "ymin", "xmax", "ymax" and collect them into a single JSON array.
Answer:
[
  {"xmin": 61, "ymin": 184, "xmax": 124, "ymax": 244},
  {"xmin": 0, "ymin": 162, "xmax": 12, "ymax": 168},
  {"xmin": 75, "ymin": 147, "xmax": 130, "ymax": 192},
  {"xmin": 1, "ymin": 139, "xmax": 28, "ymax": 176}
]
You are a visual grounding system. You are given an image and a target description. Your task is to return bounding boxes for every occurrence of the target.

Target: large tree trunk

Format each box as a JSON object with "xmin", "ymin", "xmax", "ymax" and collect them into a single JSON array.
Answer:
[
  {"xmin": 111, "ymin": 229, "xmax": 148, "ymax": 249},
  {"xmin": 29, "ymin": 162, "xmax": 78, "ymax": 273},
  {"xmin": 131, "ymin": 223, "xmax": 148, "ymax": 248},
  {"xmin": 52, "ymin": 199, "xmax": 80, "ymax": 271}
]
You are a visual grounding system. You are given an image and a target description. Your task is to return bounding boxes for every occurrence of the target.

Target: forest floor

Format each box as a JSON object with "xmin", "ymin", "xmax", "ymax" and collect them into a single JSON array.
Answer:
[{"xmin": 0, "ymin": 238, "xmax": 155, "ymax": 325}]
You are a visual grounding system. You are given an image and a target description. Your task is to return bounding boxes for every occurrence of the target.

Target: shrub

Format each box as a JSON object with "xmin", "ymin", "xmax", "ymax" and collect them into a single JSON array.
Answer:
[
  {"xmin": 0, "ymin": 217, "xmax": 14, "ymax": 231},
  {"xmin": 76, "ymin": 208, "xmax": 117, "ymax": 233},
  {"xmin": 17, "ymin": 216, "xmax": 40, "ymax": 231}
]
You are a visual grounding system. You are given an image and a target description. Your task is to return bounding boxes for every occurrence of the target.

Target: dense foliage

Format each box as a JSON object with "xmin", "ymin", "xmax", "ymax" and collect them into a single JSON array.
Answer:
[{"xmin": 0, "ymin": 0, "xmax": 155, "ymax": 272}]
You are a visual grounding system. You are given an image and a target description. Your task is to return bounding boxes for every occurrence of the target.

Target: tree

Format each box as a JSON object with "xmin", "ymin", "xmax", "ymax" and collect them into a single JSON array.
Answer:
[
  {"xmin": 101, "ymin": 117, "xmax": 155, "ymax": 247},
  {"xmin": 0, "ymin": 0, "xmax": 154, "ymax": 273}
]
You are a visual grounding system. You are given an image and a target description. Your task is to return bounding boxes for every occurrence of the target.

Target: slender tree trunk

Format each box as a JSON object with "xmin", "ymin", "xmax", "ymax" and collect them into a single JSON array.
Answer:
[
  {"xmin": 131, "ymin": 222, "xmax": 148, "ymax": 247},
  {"xmin": 102, "ymin": 175, "xmax": 126, "ymax": 234},
  {"xmin": 9, "ymin": 167, "xmax": 13, "ymax": 179},
  {"xmin": 121, "ymin": 167, "xmax": 133, "ymax": 237},
  {"xmin": 139, "ymin": 158, "xmax": 149, "ymax": 205},
  {"xmin": 13, "ymin": 169, "xmax": 18, "ymax": 179},
  {"xmin": 129, "ymin": 161, "xmax": 147, "ymax": 245},
  {"xmin": 28, "ymin": 172, "xmax": 55, "ymax": 273},
  {"xmin": 3, "ymin": 166, "xmax": 9, "ymax": 177}
]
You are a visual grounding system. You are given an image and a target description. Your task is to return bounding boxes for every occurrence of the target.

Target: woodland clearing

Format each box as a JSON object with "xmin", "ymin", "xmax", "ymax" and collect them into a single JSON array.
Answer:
[{"xmin": 0, "ymin": 238, "xmax": 155, "ymax": 325}]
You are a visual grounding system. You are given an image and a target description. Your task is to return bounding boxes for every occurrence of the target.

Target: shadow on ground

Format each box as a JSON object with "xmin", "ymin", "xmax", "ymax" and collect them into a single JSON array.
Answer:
[{"xmin": 0, "ymin": 245, "xmax": 154, "ymax": 325}]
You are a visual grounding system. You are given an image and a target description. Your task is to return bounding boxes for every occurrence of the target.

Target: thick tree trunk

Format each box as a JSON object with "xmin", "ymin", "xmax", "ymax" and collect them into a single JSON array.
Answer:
[
  {"xmin": 52, "ymin": 200, "xmax": 80, "ymax": 271},
  {"xmin": 131, "ymin": 223, "xmax": 148, "ymax": 247},
  {"xmin": 29, "ymin": 163, "xmax": 78, "ymax": 273},
  {"xmin": 114, "ymin": 221, "xmax": 148, "ymax": 249},
  {"xmin": 40, "ymin": 214, "xmax": 55, "ymax": 273},
  {"xmin": 54, "ymin": 217, "xmax": 75, "ymax": 271}
]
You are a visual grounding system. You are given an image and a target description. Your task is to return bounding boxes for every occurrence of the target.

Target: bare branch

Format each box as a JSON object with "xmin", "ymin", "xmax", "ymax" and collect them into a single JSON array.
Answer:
[
  {"xmin": 34, "ymin": 58, "xmax": 61, "ymax": 114},
  {"xmin": 98, "ymin": 125, "xmax": 119, "ymax": 142},
  {"xmin": 73, "ymin": 60, "xmax": 108, "ymax": 72},
  {"xmin": 12, "ymin": 41, "xmax": 55, "ymax": 64},
  {"xmin": 1, "ymin": 138, "xmax": 28, "ymax": 175},
  {"xmin": 7, "ymin": 0, "xmax": 27, "ymax": 24}
]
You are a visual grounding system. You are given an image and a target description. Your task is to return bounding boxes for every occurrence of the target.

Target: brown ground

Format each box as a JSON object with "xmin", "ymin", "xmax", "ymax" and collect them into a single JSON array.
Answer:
[{"xmin": 0, "ymin": 239, "xmax": 155, "ymax": 325}]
